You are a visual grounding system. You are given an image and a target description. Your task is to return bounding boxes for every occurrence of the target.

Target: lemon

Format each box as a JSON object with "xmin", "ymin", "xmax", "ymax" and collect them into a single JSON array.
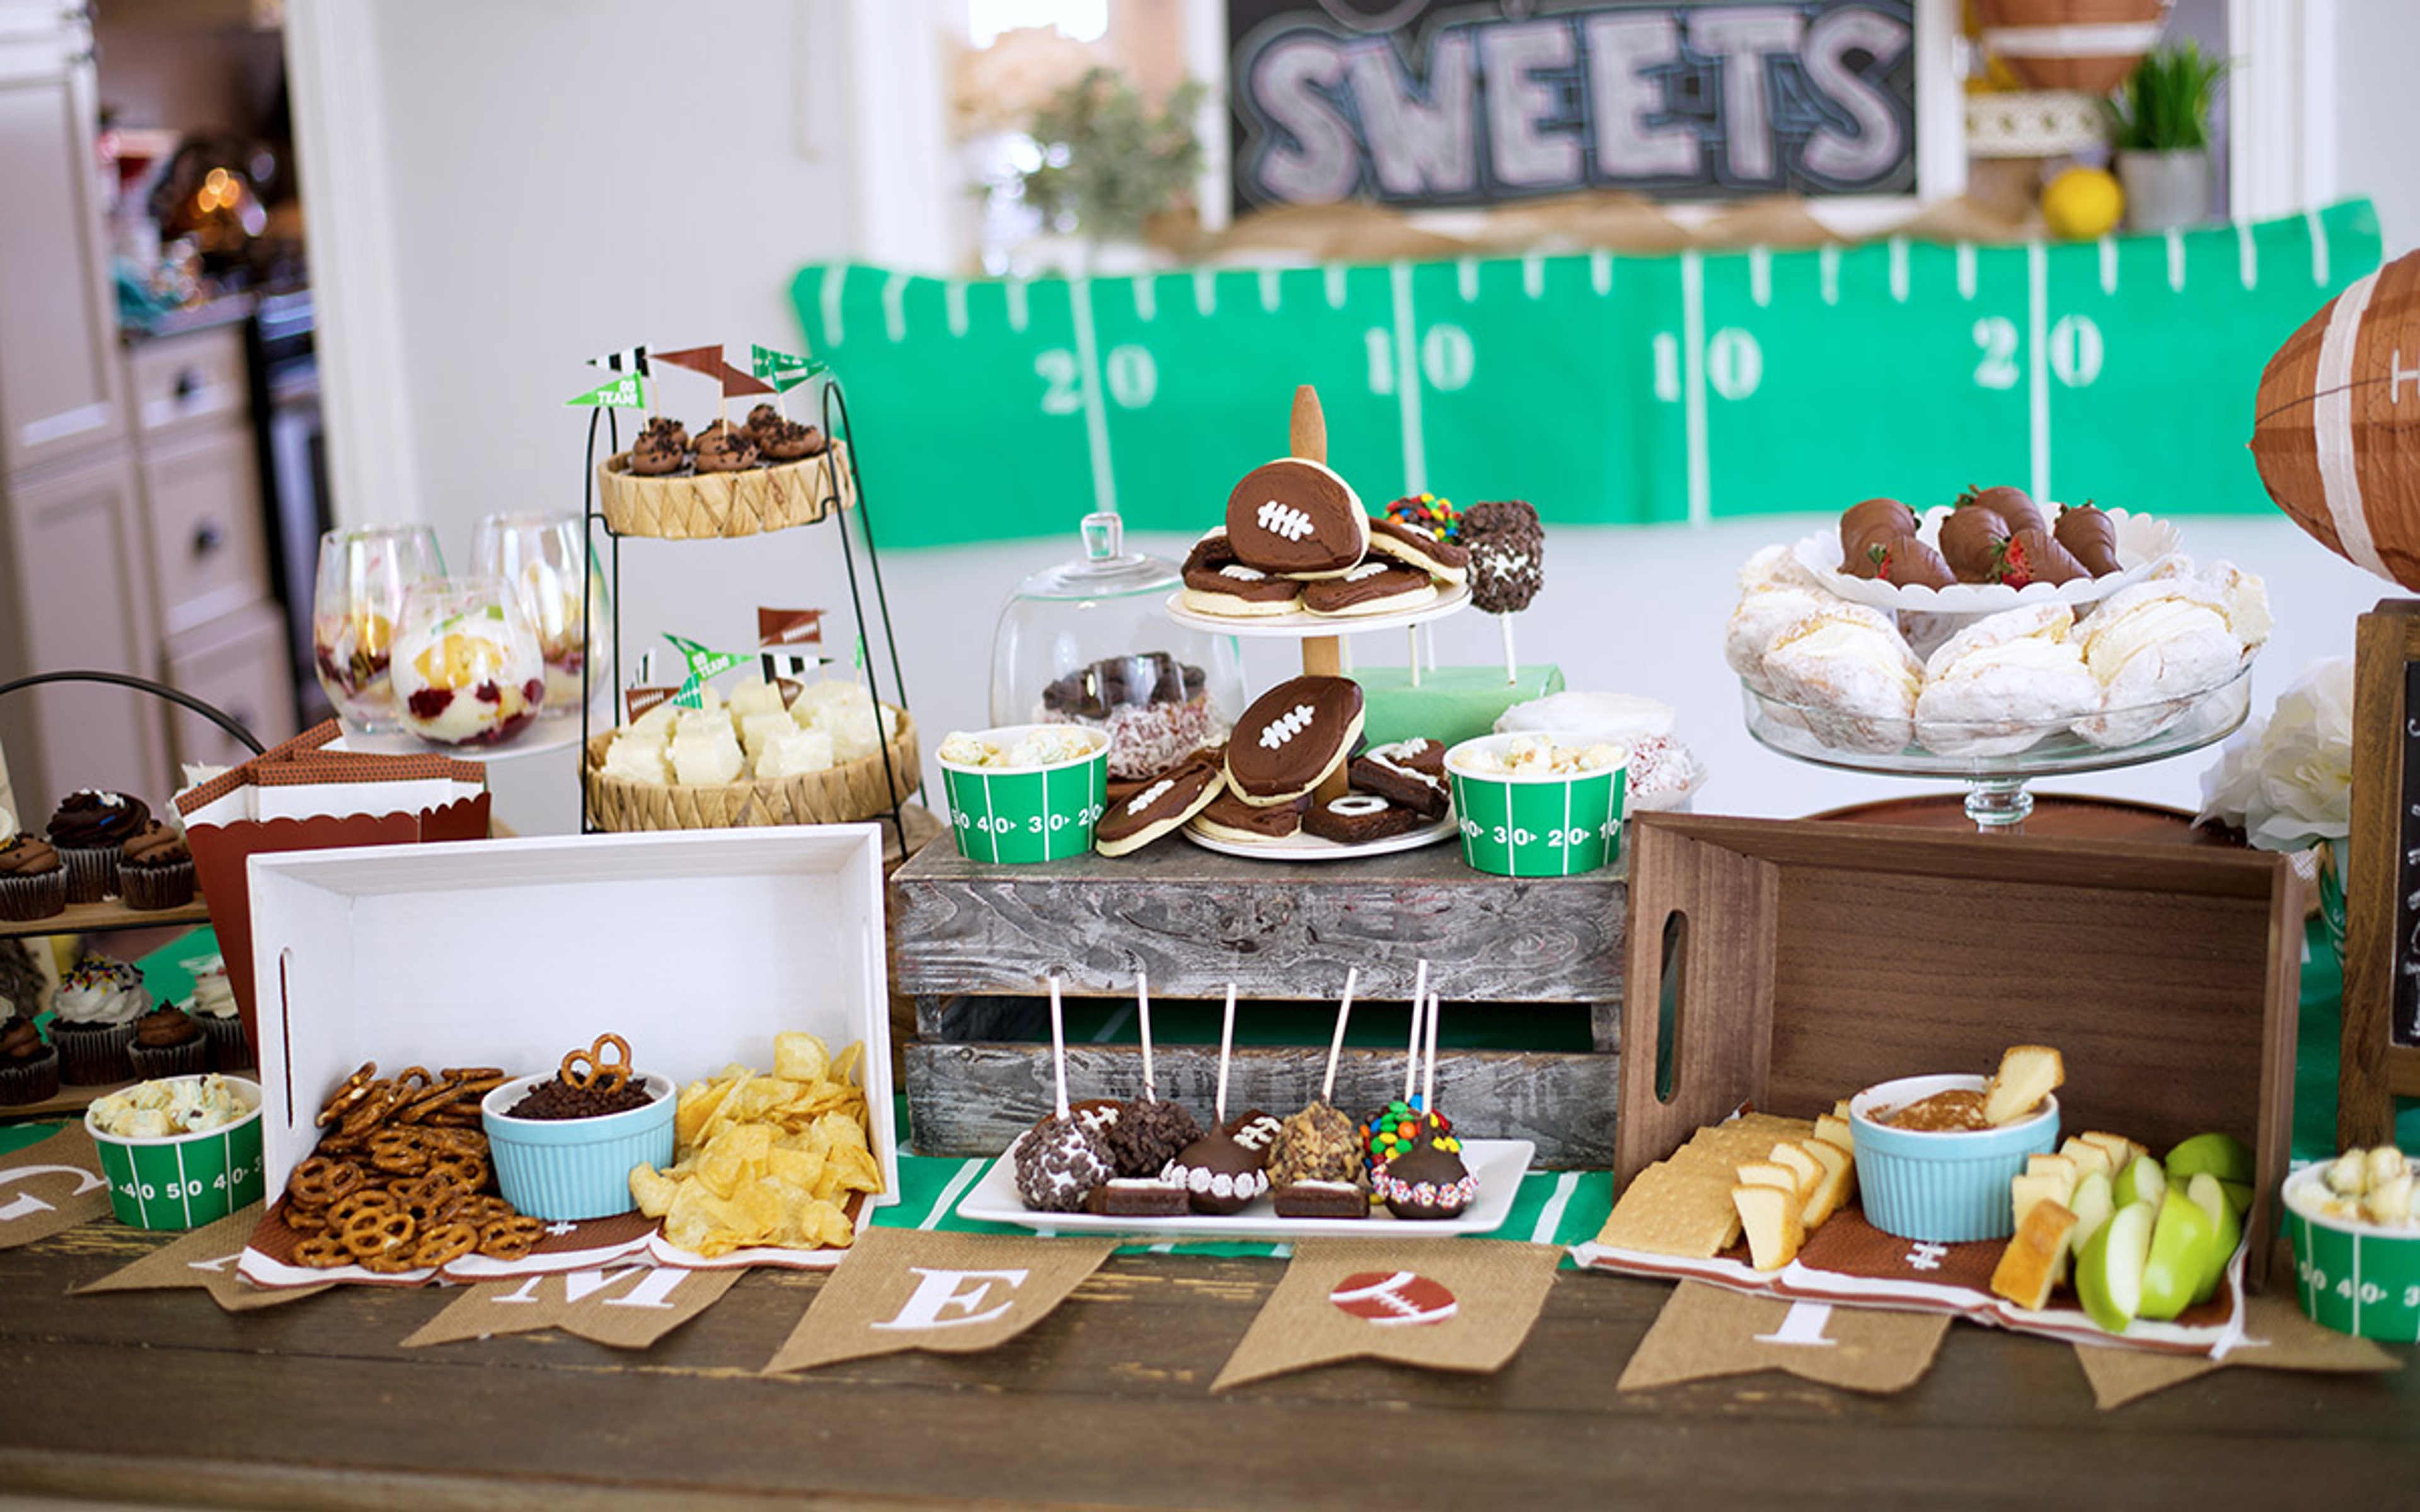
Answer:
[{"xmin": 2042, "ymin": 167, "xmax": 2123, "ymax": 240}]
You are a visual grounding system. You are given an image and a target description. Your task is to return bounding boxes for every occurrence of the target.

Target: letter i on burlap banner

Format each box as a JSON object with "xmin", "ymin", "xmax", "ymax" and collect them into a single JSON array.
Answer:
[
  {"xmin": 763, "ymin": 1228, "xmax": 1116, "ymax": 1375},
  {"xmin": 1616, "ymin": 1281, "xmax": 1950, "ymax": 1395},
  {"xmin": 1212, "ymin": 1238, "xmax": 1562, "ymax": 1392}
]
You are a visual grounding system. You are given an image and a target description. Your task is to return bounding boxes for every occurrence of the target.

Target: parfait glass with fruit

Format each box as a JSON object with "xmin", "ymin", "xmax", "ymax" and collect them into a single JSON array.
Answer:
[
  {"xmin": 470, "ymin": 511, "xmax": 611, "ymax": 721},
  {"xmin": 313, "ymin": 524, "xmax": 445, "ymax": 732},
  {"xmin": 389, "ymin": 578, "xmax": 549, "ymax": 748}
]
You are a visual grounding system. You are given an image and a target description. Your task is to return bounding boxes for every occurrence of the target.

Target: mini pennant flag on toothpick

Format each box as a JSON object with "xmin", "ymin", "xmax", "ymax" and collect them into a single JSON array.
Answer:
[
  {"xmin": 758, "ymin": 608, "xmax": 826, "ymax": 647},
  {"xmin": 585, "ymin": 344, "xmax": 650, "ymax": 376},
  {"xmin": 752, "ymin": 344, "xmax": 825, "ymax": 392},
  {"xmin": 565, "ymin": 372, "xmax": 648, "ymax": 410},
  {"xmin": 665, "ymin": 633, "xmax": 752, "ymax": 687},
  {"xmin": 763, "ymin": 651, "xmax": 824, "ymax": 683},
  {"xmin": 650, "ymin": 344, "xmax": 723, "ymax": 380},
  {"xmin": 625, "ymin": 685, "xmax": 679, "ymax": 721},
  {"xmin": 718, "ymin": 360, "xmax": 776, "ymax": 398}
]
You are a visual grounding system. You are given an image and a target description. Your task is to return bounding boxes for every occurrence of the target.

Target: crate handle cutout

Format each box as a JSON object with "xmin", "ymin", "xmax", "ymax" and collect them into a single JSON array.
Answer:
[
  {"xmin": 277, "ymin": 947, "xmax": 294, "ymax": 1128},
  {"xmin": 1655, "ymin": 909, "xmax": 1686, "ymax": 1105}
]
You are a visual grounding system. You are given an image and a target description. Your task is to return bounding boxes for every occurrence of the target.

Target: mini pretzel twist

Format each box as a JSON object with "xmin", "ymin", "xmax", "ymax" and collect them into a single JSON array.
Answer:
[{"xmin": 560, "ymin": 1033, "xmax": 633, "ymax": 1094}]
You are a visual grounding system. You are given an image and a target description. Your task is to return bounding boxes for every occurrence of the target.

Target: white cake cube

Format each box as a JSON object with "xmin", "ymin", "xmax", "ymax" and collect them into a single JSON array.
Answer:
[
  {"xmin": 670, "ymin": 728, "xmax": 745, "ymax": 786},
  {"xmin": 754, "ymin": 727, "xmax": 836, "ymax": 780},
  {"xmin": 727, "ymin": 676, "xmax": 788, "ymax": 721}
]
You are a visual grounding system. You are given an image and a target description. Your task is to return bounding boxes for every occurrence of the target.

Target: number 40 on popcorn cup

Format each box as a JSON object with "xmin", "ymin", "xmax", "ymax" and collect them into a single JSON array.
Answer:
[
  {"xmin": 1444, "ymin": 732, "xmax": 1628, "ymax": 877},
  {"xmin": 938, "ymin": 724, "xmax": 1110, "ymax": 864}
]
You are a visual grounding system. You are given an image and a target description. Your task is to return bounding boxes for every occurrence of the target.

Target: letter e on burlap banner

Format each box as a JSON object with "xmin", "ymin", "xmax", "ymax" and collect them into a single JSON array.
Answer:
[
  {"xmin": 402, "ymin": 1263, "xmax": 741, "ymax": 1350},
  {"xmin": 0, "ymin": 1123, "xmax": 112, "ymax": 1249},
  {"xmin": 75, "ymin": 1203, "xmax": 329, "ymax": 1312},
  {"xmin": 1617, "ymin": 1281, "xmax": 1950, "ymax": 1395},
  {"xmin": 763, "ymin": 1227, "xmax": 1115, "ymax": 1375},
  {"xmin": 1212, "ymin": 1238, "xmax": 1560, "ymax": 1392}
]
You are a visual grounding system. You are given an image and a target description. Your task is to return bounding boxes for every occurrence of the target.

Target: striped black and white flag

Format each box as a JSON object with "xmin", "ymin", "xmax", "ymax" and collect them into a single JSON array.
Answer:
[
  {"xmin": 585, "ymin": 345, "xmax": 650, "ymax": 377},
  {"xmin": 763, "ymin": 651, "xmax": 824, "ymax": 682}
]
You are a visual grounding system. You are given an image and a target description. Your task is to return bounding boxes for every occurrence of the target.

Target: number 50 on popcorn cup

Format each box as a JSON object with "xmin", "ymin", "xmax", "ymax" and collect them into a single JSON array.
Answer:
[
  {"xmin": 84, "ymin": 1075, "xmax": 267, "ymax": 1230},
  {"xmin": 1444, "ymin": 733, "xmax": 1628, "ymax": 877},
  {"xmin": 938, "ymin": 724, "xmax": 1110, "ymax": 864}
]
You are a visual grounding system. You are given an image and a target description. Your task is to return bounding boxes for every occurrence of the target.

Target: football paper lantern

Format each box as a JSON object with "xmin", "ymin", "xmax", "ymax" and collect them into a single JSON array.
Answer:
[{"xmin": 2251, "ymin": 249, "xmax": 2420, "ymax": 589}]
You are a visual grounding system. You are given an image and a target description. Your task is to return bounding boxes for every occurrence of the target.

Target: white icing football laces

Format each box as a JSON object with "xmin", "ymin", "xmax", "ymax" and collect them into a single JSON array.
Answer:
[
  {"xmin": 1259, "ymin": 704, "xmax": 1317, "ymax": 748},
  {"xmin": 1344, "ymin": 561, "xmax": 1386, "ymax": 581},
  {"xmin": 1218, "ymin": 564, "xmax": 1268, "ymax": 581},
  {"xmin": 1257, "ymin": 500, "xmax": 1316, "ymax": 541},
  {"xmin": 1126, "ymin": 779, "xmax": 1175, "ymax": 813}
]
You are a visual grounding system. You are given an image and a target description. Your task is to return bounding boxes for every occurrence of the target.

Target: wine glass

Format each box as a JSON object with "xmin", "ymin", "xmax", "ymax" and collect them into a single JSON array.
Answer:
[
  {"xmin": 313, "ymin": 524, "xmax": 445, "ymax": 733},
  {"xmin": 388, "ymin": 577, "xmax": 548, "ymax": 748},
  {"xmin": 470, "ymin": 512, "xmax": 611, "ymax": 720}
]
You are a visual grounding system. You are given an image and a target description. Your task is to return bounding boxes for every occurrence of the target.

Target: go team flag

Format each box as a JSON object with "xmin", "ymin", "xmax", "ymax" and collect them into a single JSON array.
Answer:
[
  {"xmin": 565, "ymin": 372, "xmax": 649, "ymax": 409},
  {"xmin": 752, "ymin": 343, "xmax": 825, "ymax": 392},
  {"xmin": 664, "ymin": 632, "xmax": 751, "ymax": 687}
]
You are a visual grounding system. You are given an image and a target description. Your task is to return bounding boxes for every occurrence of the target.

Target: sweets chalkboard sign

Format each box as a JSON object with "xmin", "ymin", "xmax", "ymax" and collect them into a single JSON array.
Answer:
[{"xmin": 2342, "ymin": 601, "xmax": 2420, "ymax": 1145}]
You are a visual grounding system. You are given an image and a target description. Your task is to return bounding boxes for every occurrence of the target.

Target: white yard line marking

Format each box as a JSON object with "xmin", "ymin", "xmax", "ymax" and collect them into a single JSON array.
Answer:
[
  {"xmin": 1132, "ymin": 277, "xmax": 1157, "ymax": 322},
  {"xmin": 1749, "ymin": 246, "xmax": 1771, "ymax": 307},
  {"xmin": 921, "ymin": 1159, "xmax": 987, "ymax": 1228},
  {"xmin": 1591, "ymin": 249, "xmax": 1613, "ymax": 296},
  {"xmin": 1457, "ymin": 256, "xmax": 1480, "ymax": 302},
  {"xmin": 1389, "ymin": 261, "xmax": 1427, "ymax": 495},
  {"xmin": 2237, "ymin": 220, "xmax": 2259, "ymax": 290},
  {"xmin": 2098, "ymin": 236, "xmax": 2118, "ymax": 295},
  {"xmin": 943, "ymin": 281, "xmax": 969, "ymax": 338},
  {"xmin": 1006, "ymin": 279, "xmax": 1030, "ymax": 333},
  {"xmin": 2027, "ymin": 241, "xmax": 2049, "ymax": 502},
  {"xmin": 1528, "ymin": 1171, "xmax": 1581, "ymax": 1244},
  {"xmin": 1070, "ymin": 277, "xmax": 1117, "ymax": 515},
  {"xmin": 1818, "ymin": 244, "xmax": 1840, "ymax": 306},
  {"xmin": 2165, "ymin": 229, "xmax": 2186, "ymax": 292},
  {"xmin": 1955, "ymin": 242, "xmax": 1976, "ymax": 301},
  {"xmin": 1192, "ymin": 268, "xmax": 1218, "ymax": 317},
  {"xmin": 2307, "ymin": 207, "xmax": 2331, "ymax": 286},
  {"xmin": 1324, "ymin": 264, "xmax": 1348, "ymax": 309},
  {"xmin": 1521, "ymin": 253, "xmax": 1545, "ymax": 299},
  {"xmin": 1258, "ymin": 266, "xmax": 1282, "ymax": 313},
  {"xmin": 1887, "ymin": 237, "xmax": 1910, "ymax": 303},
  {"xmin": 1683, "ymin": 250, "xmax": 1709, "ymax": 527},
  {"xmin": 819, "ymin": 266, "xmax": 846, "ymax": 346},
  {"xmin": 880, "ymin": 272, "xmax": 909, "ymax": 343}
]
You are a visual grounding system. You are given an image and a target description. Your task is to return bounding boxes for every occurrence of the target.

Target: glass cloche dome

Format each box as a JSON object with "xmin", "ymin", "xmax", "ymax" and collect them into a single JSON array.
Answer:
[{"xmin": 989, "ymin": 512, "xmax": 1244, "ymax": 779}]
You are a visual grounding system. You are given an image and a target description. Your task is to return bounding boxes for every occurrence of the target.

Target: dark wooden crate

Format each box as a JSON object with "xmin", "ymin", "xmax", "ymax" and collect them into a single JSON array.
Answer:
[{"xmin": 890, "ymin": 838, "xmax": 1626, "ymax": 1168}]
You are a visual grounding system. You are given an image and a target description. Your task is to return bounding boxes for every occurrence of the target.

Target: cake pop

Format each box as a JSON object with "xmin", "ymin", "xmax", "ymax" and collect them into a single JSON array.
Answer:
[
  {"xmin": 1374, "ymin": 991, "xmax": 1478, "ymax": 1220},
  {"xmin": 1163, "ymin": 985, "xmax": 1269, "ymax": 1215},
  {"xmin": 1360, "ymin": 960, "xmax": 1451, "ymax": 1178},
  {"xmin": 1013, "ymin": 976, "xmax": 1112, "ymax": 1213},
  {"xmin": 1102, "ymin": 968, "xmax": 1201, "ymax": 1178},
  {"xmin": 1270, "ymin": 967, "xmax": 1368, "ymax": 1219}
]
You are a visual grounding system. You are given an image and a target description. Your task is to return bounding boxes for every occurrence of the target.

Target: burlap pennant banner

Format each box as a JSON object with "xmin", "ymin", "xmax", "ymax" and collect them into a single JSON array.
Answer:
[
  {"xmin": 1618, "ymin": 1281, "xmax": 1950, "ymax": 1395},
  {"xmin": 0, "ymin": 1123, "xmax": 112, "ymax": 1250},
  {"xmin": 763, "ymin": 1228, "xmax": 1116, "ymax": 1375},
  {"xmin": 1211, "ymin": 1238, "xmax": 1560, "ymax": 1392},
  {"xmin": 73, "ymin": 1203, "xmax": 330, "ymax": 1312},
  {"xmin": 401, "ymin": 1262, "xmax": 742, "ymax": 1351},
  {"xmin": 2075, "ymin": 1292, "xmax": 2401, "ymax": 1411}
]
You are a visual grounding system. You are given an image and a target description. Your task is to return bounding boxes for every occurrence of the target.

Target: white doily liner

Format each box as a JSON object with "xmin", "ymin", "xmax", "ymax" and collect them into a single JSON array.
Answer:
[{"xmin": 1792, "ymin": 507, "xmax": 2184, "ymax": 616}]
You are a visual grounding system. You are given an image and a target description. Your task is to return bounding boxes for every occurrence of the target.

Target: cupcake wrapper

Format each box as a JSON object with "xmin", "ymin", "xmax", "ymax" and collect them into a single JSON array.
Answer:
[
  {"xmin": 120, "ymin": 859, "xmax": 196, "ymax": 911},
  {"xmin": 54, "ymin": 844, "xmax": 122, "ymax": 904},
  {"xmin": 50, "ymin": 1019, "xmax": 137, "ymax": 1085},
  {"xmin": 0, "ymin": 1048, "xmax": 60, "ymax": 1106},
  {"xmin": 197, "ymin": 1015, "xmax": 252, "ymax": 1072},
  {"xmin": 128, "ymin": 1037, "xmax": 211, "ymax": 1079},
  {"xmin": 0, "ymin": 869, "xmax": 67, "ymax": 922}
]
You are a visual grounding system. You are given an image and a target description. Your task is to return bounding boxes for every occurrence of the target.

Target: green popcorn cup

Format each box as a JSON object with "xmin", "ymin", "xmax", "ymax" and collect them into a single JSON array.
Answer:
[
  {"xmin": 1444, "ymin": 733, "xmax": 1628, "ymax": 878},
  {"xmin": 2285, "ymin": 1164, "xmax": 2420, "ymax": 1343},
  {"xmin": 84, "ymin": 1075, "xmax": 266, "ymax": 1230},
  {"xmin": 938, "ymin": 724, "xmax": 1109, "ymax": 864}
]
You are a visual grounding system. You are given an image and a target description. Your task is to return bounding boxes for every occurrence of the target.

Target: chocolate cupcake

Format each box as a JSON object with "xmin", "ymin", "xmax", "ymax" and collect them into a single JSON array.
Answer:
[
  {"xmin": 744, "ymin": 403, "xmax": 783, "ymax": 439},
  {"xmin": 45, "ymin": 791, "xmax": 149, "ymax": 903},
  {"xmin": 127, "ymin": 1004, "xmax": 209, "ymax": 1078},
  {"xmin": 117, "ymin": 822, "xmax": 194, "ymax": 910},
  {"xmin": 758, "ymin": 420, "xmax": 827, "ymax": 462},
  {"xmin": 626, "ymin": 428, "xmax": 686, "ymax": 476},
  {"xmin": 0, "ymin": 831, "xmax": 66, "ymax": 922},
  {"xmin": 49, "ymin": 956, "xmax": 149, "ymax": 1085},
  {"xmin": 694, "ymin": 426, "xmax": 760, "ymax": 472},
  {"xmin": 185, "ymin": 955, "xmax": 249, "ymax": 1070},
  {"xmin": 0, "ymin": 1018, "xmax": 59, "ymax": 1106}
]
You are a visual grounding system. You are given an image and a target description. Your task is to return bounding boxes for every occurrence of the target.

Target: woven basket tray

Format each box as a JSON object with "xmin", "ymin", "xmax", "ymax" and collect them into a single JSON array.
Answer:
[
  {"xmin": 582, "ymin": 708, "xmax": 920, "ymax": 830},
  {"xmin": 596, "ymin": 442, "xmax": 855, "ymax": 540}
]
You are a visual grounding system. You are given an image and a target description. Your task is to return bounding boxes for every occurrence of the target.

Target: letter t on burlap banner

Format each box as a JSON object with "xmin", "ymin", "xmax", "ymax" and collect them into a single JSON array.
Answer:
[
  {"xmin": 763, "ymin": 1227, "xmax": 1117, "ymax": 1375},
  {"xmin": 1212, "ymin": 1238, "xmax": 1561, "ymax": 1392}
]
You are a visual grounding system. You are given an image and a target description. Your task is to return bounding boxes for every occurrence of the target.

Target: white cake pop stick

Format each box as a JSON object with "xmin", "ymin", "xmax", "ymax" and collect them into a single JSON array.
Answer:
[
  {"xmin": 1048, "ymin": 974, "xmax": 1070, "ymax": 1121},
  {"xmin": 1322, "ymin": 967, "xmax": 1359, "ymax": 1105},
  {"xmin": 1501, "ymin": 614, "xmax": 1518, "ymax": 686},
  {"xmin": 1409, "ymin": 626, "xmax": 1422, "ymax": 689},
  {"xmin": 1402, "ymin": 959, "xmax": 1429, "ymax": 1103},
  {"xmin": 1216, "ymin": 982, "xmax": 1237, "ymax": 1128},
  {"xmin": 1137, "ymin": 966, "xmax": 1155, "ymax": 1101},
  {"xmin": 1424, "ymin": 989, "xmax": 1441, "ymax": 1115}
]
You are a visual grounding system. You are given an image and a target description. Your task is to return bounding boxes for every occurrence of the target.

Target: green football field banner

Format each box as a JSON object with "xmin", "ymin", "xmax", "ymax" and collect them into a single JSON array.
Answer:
[{"xmin": 788, "ymin": 198, "xmax": 2380, "ymax": 550}]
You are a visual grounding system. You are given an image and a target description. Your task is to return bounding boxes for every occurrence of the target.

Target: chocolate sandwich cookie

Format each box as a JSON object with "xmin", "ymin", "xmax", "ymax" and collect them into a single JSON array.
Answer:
[
  {"xmin": 1189, "ymin": 788, "xmax": 1308, "ymax": 844},
  {"xmin": 1270, "ymin": 1180, "xmax": 1368, "ymax": 1220},
  {"xmin": 1367, "ymin": 515, "xmax": 1470, "ymax": 583},
  {"xmin": 1224, "ymin": 458, "xmax": 1368, "ymax": 577},
  {"xmin": 1226, "ymin": 675, "xmax": 1363, "ymax": 805},
  {"xmin": 1093, "ymin": 752, "xmax": 1226, "ymax": 857},
  {"xmin": 1302, "ymin": 559, "xmax": 1439, "ymax": 618},
  {"xmin": 1086, "ymin": 1179, "xmax": 1191, "ymax": 1218},
  {"xmin": 1180, "ymin": 530, "xmax": 1300, "ymax": 617},
  {"xmin": 1349, "ymin": 737, "xmax": 1449, "ymax": 820},
  {"xmin": 1304, "ymin": 793, "xmax": 1429, "ymax": 845}
]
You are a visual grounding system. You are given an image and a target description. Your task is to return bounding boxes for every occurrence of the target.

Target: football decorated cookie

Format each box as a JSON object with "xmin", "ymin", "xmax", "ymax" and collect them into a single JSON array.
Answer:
[
  {"xmin": 1225, "ymin": 675, "xmax": 1364, "ymax": 805},
  {"xmin": 1225, "ymin": 459, "xmax": 1368, "ymax": 578},
  {"xmin": 1302, "ymin": 559, "xmax": 1438, "ymax": 618},
  {"xmin": 1093, "ymin": 751, "xmax": 1225, "ymax": 857},
  {"xmin": 1179, "ymin": 529, "xmax": 1301, "ymax": 617}
]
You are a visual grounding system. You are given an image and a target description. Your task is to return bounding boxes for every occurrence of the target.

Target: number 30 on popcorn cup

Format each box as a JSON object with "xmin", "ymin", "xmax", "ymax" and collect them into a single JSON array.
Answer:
[
  {"xmin": 939, "ymin": 724, "xmax": 1110, "ymax": 864},
  {"xmin": 1444, "ymin": 733, "xmax": 1628, "ymax": 877}
]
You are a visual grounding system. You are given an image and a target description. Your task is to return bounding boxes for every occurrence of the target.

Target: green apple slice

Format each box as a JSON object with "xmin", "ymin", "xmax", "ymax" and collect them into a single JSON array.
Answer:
[
  {"xmin": 2075, "ymin": 1199, "xmax": 2155, "ymax": 1334},
  {"xmin": 2137, "ymin": 1189, "xmax": 2220, "ymax": 1322},
  {"xmin": 2068, "ymin": 1169, "xmax": 2115, "ymax": 1252},
  {"xmin": 2184, "ymin": 1172, "xmax": 2244, "ymax": 1306},
  {"xmin": 2113, "ymin": 1154, "xmax": 2167, "ymax": 1211},
  {"xmin": 2218, "ymin": 1179, "xmax": 2254, "ymax": 1217},
  {"xmin": 2164, "ymin": 1131, "xmax": 2255, "ymax": 1186}
]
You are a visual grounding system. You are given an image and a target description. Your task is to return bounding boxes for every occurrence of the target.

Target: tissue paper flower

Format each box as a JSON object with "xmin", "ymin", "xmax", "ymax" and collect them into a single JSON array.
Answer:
[{"xmin": 2198, "ymin": 656, "xmax": 2354, "ymax": 854}]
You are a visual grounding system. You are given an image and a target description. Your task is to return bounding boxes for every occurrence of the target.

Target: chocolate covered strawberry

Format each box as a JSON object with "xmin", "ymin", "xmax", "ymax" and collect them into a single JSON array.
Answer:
[
  {"xmin": 1860, "ymin": 534, "xmax": 1955, "ymax": 588},
  {"xmin": 1956, "ymin": 484, "xmax": 2048, "ymax": 538},
  {"xmin": 1838, "ymin": 497, "xmax": 1917, "ymax": 558},
  {"xmin": 2054, "ymin": 502, "xmax": 2123, "ymax": 575},
  {"xmin": 1990, "ymin": 527, "xmax": 2088, "ymax": 587},
  {"xmin": 1939, "ymin": 504, "xmax": 2012, "ymax": 581}
]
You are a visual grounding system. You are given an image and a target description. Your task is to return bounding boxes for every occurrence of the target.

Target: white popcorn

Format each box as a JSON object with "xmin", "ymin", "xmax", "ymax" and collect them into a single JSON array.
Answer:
[{"xmin": 1463, "ymin": 735, "xmax": 1628, "ymax": 777}]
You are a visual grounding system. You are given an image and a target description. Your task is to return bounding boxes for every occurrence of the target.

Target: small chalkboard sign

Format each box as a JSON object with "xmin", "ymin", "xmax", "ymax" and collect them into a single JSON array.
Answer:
[{"xmin": 2342, "ymin": 600, "xmax": 2420, "ymax": 1145}]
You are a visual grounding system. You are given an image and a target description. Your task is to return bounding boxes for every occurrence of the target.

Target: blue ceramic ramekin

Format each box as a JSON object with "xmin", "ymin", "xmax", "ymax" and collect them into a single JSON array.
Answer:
[
  {"xmin": 481, "ymin": 1072, "xmax": 676, "ymax": 1221},
  {"xmin": 1849, "ymin": 1073, "xmax": 2059, "ymax": 1243}
]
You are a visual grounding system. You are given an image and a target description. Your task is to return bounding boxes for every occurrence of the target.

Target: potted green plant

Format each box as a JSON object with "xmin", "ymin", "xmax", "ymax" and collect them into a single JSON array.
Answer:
[
  {"xmin": 2104, "ymin": 40, "xmax": 2232, "ymax": 232},
  {"xmin": 1017, "ymin": 67, "xmax": 1207, "ymax": 273}
]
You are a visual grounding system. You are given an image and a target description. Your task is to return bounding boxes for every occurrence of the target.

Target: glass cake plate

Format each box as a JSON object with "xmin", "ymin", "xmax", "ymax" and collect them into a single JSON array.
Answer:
[
  {"xmin": 955, "ymin": 1137, "xmax": 1535, "ymax": 1240},
  {"xmin": 1741, "ymin": 659, "xmax": 2254, "ymax": 828}
]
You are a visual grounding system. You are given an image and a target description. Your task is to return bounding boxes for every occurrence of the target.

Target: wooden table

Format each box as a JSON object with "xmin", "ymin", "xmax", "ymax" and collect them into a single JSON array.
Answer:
[{"xmin": 1, "ymin": 1224, "xmax": 2409, "ymax": 1508}]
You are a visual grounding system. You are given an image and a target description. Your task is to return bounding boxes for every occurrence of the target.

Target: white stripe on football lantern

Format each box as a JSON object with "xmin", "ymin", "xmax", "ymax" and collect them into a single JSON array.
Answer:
[{"xmin": 2315, "ymin": 269, "xmax": 2388, "ymax": 580}]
